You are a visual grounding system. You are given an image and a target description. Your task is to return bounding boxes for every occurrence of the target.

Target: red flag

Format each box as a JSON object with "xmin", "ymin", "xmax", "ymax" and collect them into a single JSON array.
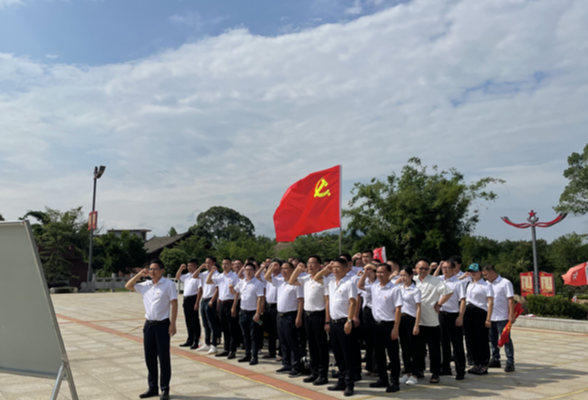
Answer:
[
  {"xmin": 498, "ymin": 303, "xmax": 524, "ymax": 347},
  {"xmin": 373, "ymin": 247, "xmax": 386, "ymax": 263},
  {"xmin": 274, "ymin": 166, "xmax": 341, "ymax": 242},
  {"xmin": 562, "ymin": 262, "xmax": 588, "ymax": 286}
]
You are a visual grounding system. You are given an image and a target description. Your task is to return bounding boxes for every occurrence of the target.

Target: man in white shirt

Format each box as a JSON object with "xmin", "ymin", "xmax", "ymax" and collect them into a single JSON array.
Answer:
[
  {"xmin": 175, "ymin": 259, "xmax": 202, "ymax": 350},
  {"xmin": 194, "ymin": 256, "xmax": 220, "ymax": 354},
  {"xmin": 289, "ymin": 255, "xmax": 329, "ymax": 386},
  {"xmin": 482, "ymin": 264, "xmax": 516, "ymax": 372},
  {"xmin": 230, "ymin": 263, "xmax": 265, "ymax": 365},
  {"xmin": 414, "ymin": 258, "xmax": 453, "ymax": 384},
  {"xmin": 439, "ymin": 260, "xmax": 467, "ymax": 380},
  {"xmin": 260, "ymin": 259, "xmax": 281, "ymax": 359},
  {"xmin": 207, "ymin": 257, "xmax": 240, "ymax": 359},
  {"xmin": 358, "ymin": 263, "xmax": 403, "ymax": 393},
  {"xmin": 125, "ymin": 260, "xmax": 178, "ymax": 400},
  {"xmin": 314, "ymin": 258, "xmax": 358, "ymax": 397},
  {"xmin": 265, "ymin": 260, "xmax": 304, "ymax": 377}
]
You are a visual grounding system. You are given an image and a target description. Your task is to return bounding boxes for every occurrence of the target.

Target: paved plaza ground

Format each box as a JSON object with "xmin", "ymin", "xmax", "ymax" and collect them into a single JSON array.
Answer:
[{"xmin": 2, "ymin": 292, "xmax": 588, "ymax": 400}]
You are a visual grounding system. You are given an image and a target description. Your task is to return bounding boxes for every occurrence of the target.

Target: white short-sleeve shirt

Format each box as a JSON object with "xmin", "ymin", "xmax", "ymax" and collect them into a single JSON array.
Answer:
[
  {"xmin": 400, "ymin": 283, "xmax": 421, "ymax": 318},
  {"xmin": 328, "ymin": 276, "xmax": 358, "ymax": 320},
  {"xmin": 489, "ymin": 276, "xmax": 515, "ymax": 321},
  {"xmin": 263, "ymin": 274, "xmax": 280, "ymax": 304},
  {"xmin": 135, "ymin": 277, "xmax": 178, "ymax": 321},
  {"xmin": 359, "ymin": 278, "xmax": 374, "ymax": 309},
  {"xmin": 235, "ymin": 278, "xmax": 265, "ymax": 311},
  {"xmin": 466, "ymin": 279, "xmax": 494, "ymax": 311},
  {"xmin": 298, "ymin": 274, "xmax": 327, "ymax": 312},
  {"xmin": 199, "ymin": 270, "xmax": 219, "ymax": 299},
  {"xmin": 370, "ymin": 281, "xmax": 403, "ymax": 322},
  {"xmin": 415, "ymin": 275, "xmax": 453, "ymax": 327},
  {"xmin": 180, "ymin": 273, "xmax": 201, "ymax": 297},
  {"xmin": 271, "ymin": 275, "xmax": 303, "ymax": 313},
  {"xmin": 441, "ymin": 275, "xmax": 466, "ymax": 313},
  {"xmin": 212, "ymin": 271, "xmax": 240, "ymax": 301}
]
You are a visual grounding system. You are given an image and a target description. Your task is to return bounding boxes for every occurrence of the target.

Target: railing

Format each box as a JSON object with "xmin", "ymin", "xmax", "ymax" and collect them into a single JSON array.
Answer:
[{"xmin": 82, "ymin": 273, "xmax": 184, "ymax": 293}]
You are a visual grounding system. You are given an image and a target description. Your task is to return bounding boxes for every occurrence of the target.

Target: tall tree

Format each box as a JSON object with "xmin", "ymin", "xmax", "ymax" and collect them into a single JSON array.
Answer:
[
  {"xmin": 0, "ymin": 213, "xmax": 4, "ymax": 221},
  {"xmin": 556, "ymin": 143, "xmax": 588, "ymax": 215},
  {"xmin": 168, "ymin": 226, "xmax": 178, "ymax": 236},
  {"xmin": 191, "ymin": 206, "xmax": 255, "ymax": 242},
  {"xmin": 24, "ymin": 207, "xmax": 89, "ymax": 284},
  {"xmin": 344, "ymin": 158, "xmax": 503, "ymax": 262},
  {"xmin": 93, "ymin": 231, "xmax": 148, "ymax": 276}
]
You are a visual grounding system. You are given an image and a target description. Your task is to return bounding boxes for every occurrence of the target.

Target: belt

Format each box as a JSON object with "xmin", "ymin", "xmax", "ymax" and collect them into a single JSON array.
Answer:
[
  {"xmin": 331, "ymin": 318, "xmax": 348, "ymax": 324},
  {"xmin": 278, "ymin": 311, "xmax": 297, "ymax": 317},
  {"xmin": 267, "ymin": 303, "xmax": 277, "ymax": 309},
  {"xmin": 305, "ymin": 310, "xmax": 325, "ymax": 316},
  {"xmin": 440, "ymin": 311, "xmax": 458, "ymax": 316},
  {"xmin": 219, "ymin": 299, "xmax": 234, "ymax": 304},
  {"xmin": 401, "ymin": 313, "xmax": 413, "ymax": 317},
  {"xmin": 374, "ymin": 320, "xmax": 394, "ymax": 325},
  {"xmin": 146, "ymin": 318, "xmax": 170, "ymax": 325},
  {"xmin": 241, "ymin": 309, "xmax": 256, "ymax": 314},
  {"xmin": 183, "ymin": 294, "xmax": 197, "ymax": 298},
  {"xmin": 202, "ymin": 297, "xmax": 213, "ymax": 302}
]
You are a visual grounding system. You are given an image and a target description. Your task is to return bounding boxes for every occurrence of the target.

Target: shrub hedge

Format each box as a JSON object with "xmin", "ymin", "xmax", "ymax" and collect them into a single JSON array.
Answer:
[{"xmin": 526, "ymin": 295, "xmax": 588, "ymax": 320}]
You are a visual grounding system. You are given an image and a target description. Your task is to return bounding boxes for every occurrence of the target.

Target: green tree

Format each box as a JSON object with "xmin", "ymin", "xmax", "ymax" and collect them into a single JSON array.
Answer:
[
  {"xmin": 0, "ymin": 213, "xmax": 4, "ymax": 221},
  {"xmin": 93, "ymin": 231, "xmax": 147, "ymax": 276},
  {"xmin": 191, "ymin": 206, "xmax": 255, "ymax": 242},
  {"xmin": 175, "ymin": 235, "xmax": 214, "ymax": 263},
  {"xmin": 160, "ymin": 247, "xmax": 189, "ymax": 274},
  {"xmin": 556, "ymin": 143, "xmax": 588, "ymax": 215},
  {"xmin": 168, "ymin": 226, "xmax": 178, "ymax": 236},
  {"xmin": 24, "ymin": 207, "xmax": 89, "ymax": 284},
  {"xmin": 344, "ymin": 158, "xmax": 503, "ymax": 262},
  {"xmin": 216, "ymin": 235, "xmax": 276, "ymax": 262},
  {"xmin": 277, "ymin": 233, "xmax": 350, "ymax": 262}
]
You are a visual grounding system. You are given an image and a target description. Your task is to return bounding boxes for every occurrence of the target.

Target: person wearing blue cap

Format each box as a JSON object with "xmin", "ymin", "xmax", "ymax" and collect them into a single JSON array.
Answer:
[{"xmin": 464, "ymin": 263, "xmax": 494, "ymax": 375}]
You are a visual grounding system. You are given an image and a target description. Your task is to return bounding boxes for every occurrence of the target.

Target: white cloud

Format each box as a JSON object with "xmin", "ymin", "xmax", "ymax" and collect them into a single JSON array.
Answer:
[
  {"xmin": 0, "ymin": 0, "xmax": 23, "ymax": 8},
  {"xmin": 346, "ymin": 0, "xmax": 363, "ymax": 15},
  {"xmin": 1, "ymin": 0, "xmax": 587, "ymax": 242},
  {"xmin": 45, "ymin": 54, "xmax": 59, "ymax": 59}
]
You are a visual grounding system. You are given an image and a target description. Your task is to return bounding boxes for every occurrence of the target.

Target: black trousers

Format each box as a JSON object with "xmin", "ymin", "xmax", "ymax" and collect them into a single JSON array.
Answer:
[
  {"xmin": 399, "ymin": 314, "xmax": 419, "ymax": 375},
  {"xmin": 264, "ymin": 303, "xmax": 278, "ymax": 357},
  {"xmin": 417, "ymin": 325, "xmax": 441, "ymax": 375},
  {"xmin": 183, "ymin": 295, "xmax": 201, "ymax": 345},
  {"xmin": 304, "ymin": 311, "xmax": 329, "ymax": 378},
  {"xmin": 143, "ymin": 319, "xmax": 171, "ymax": 392},
  {"xmin": 330, "ymin": 321, "xmax": 358, "ymax": 388},
  {"xmin": 362, "ymin": 307, "xmax": 377, "ymax": 373},
  {"xmin": 200, "ymin": 298, "xmax": 220, "ymax": 346},
  {"xmin": 219, "ymin": 300, "xmax": 239, "ymax": 352},
  {"xmin": 440, "ymin": 312, "xmax": 466, "ymax": 374},
  {"xmin": 373, "ymin": 321, "xmax": 400, "ymax": 385},
  {"xmin": 239, "ymin": 310, "xmax": 260, "ymax": 357},
  {"xmin": 464, "ymin": 304, "xmax": 490, "ymax": 366},
  {"xmin": 278, "ymin": 312, "xmax": 302, "ymax": 372}
]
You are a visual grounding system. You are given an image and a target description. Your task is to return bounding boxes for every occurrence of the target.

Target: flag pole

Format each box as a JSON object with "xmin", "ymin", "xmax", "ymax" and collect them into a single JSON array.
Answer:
[{"xmin": 339, "ymin": 164, "xmax": 342, "ymax": 255}]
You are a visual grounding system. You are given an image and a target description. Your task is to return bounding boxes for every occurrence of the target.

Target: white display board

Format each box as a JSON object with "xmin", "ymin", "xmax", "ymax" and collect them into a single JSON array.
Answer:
[{"xmin": 0, "ymin": 221, "xmax": 78, "ymax": 399}]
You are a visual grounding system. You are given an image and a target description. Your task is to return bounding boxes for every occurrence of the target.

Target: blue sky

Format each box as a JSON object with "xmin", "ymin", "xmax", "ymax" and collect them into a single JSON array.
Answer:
[{"xmin": 0, "ymin": 0, "xmax": 587, "ymax": 245}]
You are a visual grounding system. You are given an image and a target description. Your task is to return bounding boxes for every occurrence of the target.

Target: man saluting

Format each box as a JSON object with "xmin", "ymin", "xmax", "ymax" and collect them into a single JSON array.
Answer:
[{"xmin": 126, "ymin": 260, "xmax": 178, "ymax": 400}]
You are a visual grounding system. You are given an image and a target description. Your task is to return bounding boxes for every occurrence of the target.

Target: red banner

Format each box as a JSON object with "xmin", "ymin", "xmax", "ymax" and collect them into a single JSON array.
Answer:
[
  {"xmin": 88, "ymin": 211, "xmax": 98, "ymax": 231},
  {"xmin": 274, "ymin": 166, "xmax": 341, "ymax": 242},
  {"xmin": 520, "ymin": 271, "xmax": 534, "ymax": 297},
  {"xmin": 539, "ymin": 272, "xmax": 555, "ymax": 297}
]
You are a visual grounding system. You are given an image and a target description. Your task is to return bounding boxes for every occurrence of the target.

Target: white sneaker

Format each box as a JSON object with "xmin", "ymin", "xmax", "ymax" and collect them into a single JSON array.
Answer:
[
  {"xmin": 196, "ymin": 345, "xmax": 210, "ymax": 352},
  {"xmin": 207, "ymin": 345, "xmax": 218, "ymax": 355},
  {"xmin": 406, "ymin": 376, "xmax": 418, "ymax": 386},
  {"xmin": 399, "ymin": 374, "xmax": 410, "ymax": 384}
]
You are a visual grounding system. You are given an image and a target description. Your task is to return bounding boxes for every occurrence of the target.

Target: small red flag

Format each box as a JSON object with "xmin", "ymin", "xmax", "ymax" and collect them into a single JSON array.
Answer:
[
  {"xmin": 562, "ymin": 262, "xmax": 588, "ymax": 287},
  {"xmin": 498, "ymin": 303, "xmax": 524, "ymax": 347},
  {"xmin": 274, "ymin": 166, "xmax": 341, "ymax": 242}
]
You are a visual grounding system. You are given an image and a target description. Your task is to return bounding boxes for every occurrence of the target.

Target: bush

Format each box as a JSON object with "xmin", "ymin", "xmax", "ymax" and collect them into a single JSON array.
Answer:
[{"xmin": 526, "ymin": 295, "xmax": 588, "ymax": 320}]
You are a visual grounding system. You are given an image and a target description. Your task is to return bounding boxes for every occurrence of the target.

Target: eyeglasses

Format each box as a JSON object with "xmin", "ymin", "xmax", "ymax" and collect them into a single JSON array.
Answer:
[{"xmin": 149, "ymin": 268, "xmax": 161, "ymax": 272}]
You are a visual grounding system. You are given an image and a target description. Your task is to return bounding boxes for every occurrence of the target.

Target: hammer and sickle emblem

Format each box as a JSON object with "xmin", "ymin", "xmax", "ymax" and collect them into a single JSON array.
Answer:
[{"xmin": 314, "ymin": 177, "xmax": 331, "ymax": 198}]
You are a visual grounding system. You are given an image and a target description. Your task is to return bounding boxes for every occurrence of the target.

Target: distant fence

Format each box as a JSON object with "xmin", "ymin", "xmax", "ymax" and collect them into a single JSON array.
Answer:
[{"xmin": 84, "ymin": 273, "xmax": 184, "ymax": 293}]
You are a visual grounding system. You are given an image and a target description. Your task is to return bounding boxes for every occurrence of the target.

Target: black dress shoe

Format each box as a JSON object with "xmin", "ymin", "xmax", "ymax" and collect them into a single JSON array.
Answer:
[
  {"xmin": 227, "ymin": 352, "xmax": 236, "ymax": 360},
  {"xmin": 303, "ymin": 375, "xmax": 318, "ymax": 383},
  {"xmin": 249, "ymin": 357, "xmax": 258, "ymax": 365},
  {"xmin": 215, "ymin": 351, "xmax": 229, "ymax": 357},
  {"xmin": 160, "ymin": 391, "xmax": 169, "ymax": 400},
  {"xmin": 179, "ymin": 341, "xmax": 192, "ymax": 347},
  {"xmin": 488, "ymin": 359, "xmax": 501, "ymax": 368},
  {"xmin": 369, "ymin": 379, "xmax": 388, "ymax": 388},
  {"xmin": 139, "ymin": 388, "xmax": 159, "ymax": 398},
  {"xmin": 386, "ymin": 383, "xmax": 400, "ymax": 393},
  {"xmin": 344, "ymin": 386, "xmax": 354, "ymax": 397},
  {"xmin": 190, "ymin": 343, "xmax": 199, "ymax": 350},
  {"xmin": 288, "ymin": 370, "xmax": 301, "ymax": 378},
  {"xmin": 327, "ymin": 383, "xmax": 345, "ymax": 391},
  {"xmin": 276, "ymin": 366, "xmax": 290, "ymax": 374},
  {"xmin": 238, "ymin": 356, "xmax": 251, "ymax": 363},
  {"xmin": 455, "ymin": 372, "xmax": 465, "ymax": 380},
  {"xmin": 313, "ymin": 377, "xmax": 329, "ymax": 386}
]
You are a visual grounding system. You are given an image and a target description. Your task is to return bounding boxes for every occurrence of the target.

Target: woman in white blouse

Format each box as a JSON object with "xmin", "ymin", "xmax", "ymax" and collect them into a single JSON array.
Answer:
[
  {"xmin": 398, "ymin": 267, "xmax": 421, "ymax": 386},
  {"xmin": 464, "ymin": 263, "xmax": 494, "ymax": 375}
]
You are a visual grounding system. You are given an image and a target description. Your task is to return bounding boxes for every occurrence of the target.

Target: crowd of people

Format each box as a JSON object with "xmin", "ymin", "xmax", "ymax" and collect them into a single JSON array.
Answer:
[{"xmin": 126, "ymin": 250, "xmax": 516, "ymax": 399}]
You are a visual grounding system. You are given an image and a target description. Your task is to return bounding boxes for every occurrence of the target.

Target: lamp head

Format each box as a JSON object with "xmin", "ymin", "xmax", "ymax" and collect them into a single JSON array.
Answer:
[{"xmin": 94, "ymin": 165, "xmax": 106, "ymax": 179}]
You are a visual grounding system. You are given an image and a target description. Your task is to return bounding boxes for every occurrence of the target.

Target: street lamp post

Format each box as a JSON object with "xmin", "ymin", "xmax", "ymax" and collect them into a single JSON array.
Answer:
[
  {"xmin": 501, "ymin": 210, "xmax": 567, "ymax": 294},
  {"xmin": 87, "ymin": 165, "xmax": 106, "ymax": 285}
]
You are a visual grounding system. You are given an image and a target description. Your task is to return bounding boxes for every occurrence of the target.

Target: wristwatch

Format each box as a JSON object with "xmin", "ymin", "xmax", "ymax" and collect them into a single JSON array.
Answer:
[{"xmin": 347, "ymin": 318, "xmax": 352, "ymax": 323}]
